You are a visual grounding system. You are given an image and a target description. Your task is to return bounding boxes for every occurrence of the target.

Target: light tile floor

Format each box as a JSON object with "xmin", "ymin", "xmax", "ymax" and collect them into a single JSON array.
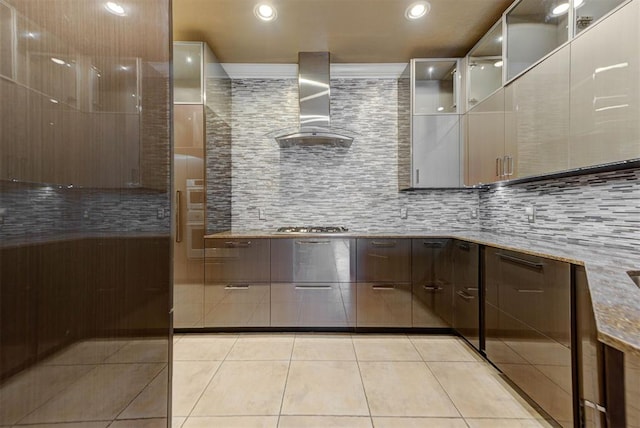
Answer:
[{"xmin": 172, "ymin": 333, "xmax": 555, "ymax": 428}]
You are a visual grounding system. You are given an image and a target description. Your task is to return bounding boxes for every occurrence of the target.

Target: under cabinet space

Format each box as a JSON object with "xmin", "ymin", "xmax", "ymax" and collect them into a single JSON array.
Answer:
[
  {"xmin": 356, "ymin": 283, "xmax": 412, "ymax": 328},
  {"xmin": 411, "ymin": 239, "xmax": 454, "ymax": 328},
  {"xmin": 270, "ymin": 283, "xmax": 356, "ymax": 327},
  {"xmin": 356, "ymin": 239, "xmax": 411, "ymax": 282},
  {"xmin": 203, "ymin": 283, "xmax": 270, "ymax": 327}
]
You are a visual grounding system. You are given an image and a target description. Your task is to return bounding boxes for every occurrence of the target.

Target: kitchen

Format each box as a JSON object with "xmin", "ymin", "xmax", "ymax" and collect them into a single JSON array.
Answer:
[{"xmin": 1, "ymin": 0, "xmax": 639, "ymax": 427}]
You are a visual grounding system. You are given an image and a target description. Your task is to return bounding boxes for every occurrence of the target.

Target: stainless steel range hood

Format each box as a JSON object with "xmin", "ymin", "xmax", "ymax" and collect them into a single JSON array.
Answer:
[{"xmin": 273, "ymin": 52, "xmax": 355, "ymax": 148}]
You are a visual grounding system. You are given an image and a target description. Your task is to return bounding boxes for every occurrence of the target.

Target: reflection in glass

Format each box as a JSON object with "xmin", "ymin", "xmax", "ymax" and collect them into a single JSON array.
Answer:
[
  {"xmin": 467, "ymin": 21, "xmax": 503, "ymax": 108},
  {"xmin": 0, "ymin": 0, "xmax": 171, "ymax": 426},
  {"xmin": 413, "ymin": 59, "xmax": 459, "ymax": 114},
  {"xmin": 506, "ymin": 0, "xmax": 570, "ymax": 80},
  {"xmin": 574, "ymin": 0, "xmax": 626, "ymax": 34}
]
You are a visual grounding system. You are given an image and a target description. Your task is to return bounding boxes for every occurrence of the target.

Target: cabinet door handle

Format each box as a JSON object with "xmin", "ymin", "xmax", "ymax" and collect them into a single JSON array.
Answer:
[
  {"xmin": 369, "ymin": 253, "xmax": 390, "ymax": 259},
  {"xmin": 515, "ymin": 288, "xmax": 544, "ymax": 293},
  {"xmin": 371, "ymin": 241, "xmax": 396, "ymax": 247},
  {"xmin": 465, "ymin": 287, "xmax": 478, "ymax": 292},
  {"xmin": 422, "ymin": 285, "xmax": 443, "ymax": 292},
  {"xmin": 175, "ymin": 190, "xmax": 182, "ymax": 243},
  {"xmin": 456, "ymin": 290, "xmax": 475, "ymax": 300},
  {"xmin": 416, "ymin": 169, "xmax": 420, "ymax": 184},
  {"xmin": 372, "ymin": 285, "xmax": 396, "ymax": 290},
  {"xmin": 225, "ymin": 241, "xmax": 252, "ymax": 248},
  {"xmin": 225, "ymin": 285, "xmax": 250, "ymax": 290},
  {"xmin": 295, "ymin": 285, "xmax": 332, "ymax": 290},
  {"xmin": 296, "ymin": 240, "xmax": 331, "ymax": 245},
  {"xmin": 423, "ymin": 241, "xmax": 444, "ymax": 248},
  {"xmin": 508, "ymin": 155, "xmax": 514, "ymax": 176},
  {"xmin": 495, "ymin": 157, "xmax": 501, "ymax": 178},
  {"xmin": 497, "ymin": 253, "xmax": 544, "ymax": 269},
  {"xmin": 457, "ymin": 242, "xmax": 470, "ymax": 251}
]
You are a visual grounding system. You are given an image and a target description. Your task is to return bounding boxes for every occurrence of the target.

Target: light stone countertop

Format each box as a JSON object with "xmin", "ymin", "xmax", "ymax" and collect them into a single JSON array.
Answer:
[{"xmin": 206, "ymin": 229, "xmax": 640, "ymax": 357}]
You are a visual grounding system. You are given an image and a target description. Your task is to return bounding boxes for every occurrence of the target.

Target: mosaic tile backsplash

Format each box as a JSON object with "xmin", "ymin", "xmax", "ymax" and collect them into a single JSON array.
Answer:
[
  {"xmin": 228, "ymin": 78, "xmax": 480, "ymax": 232},
  {"xmin": 479, "ymin": 167, "xmax": 640, "ymax": 256}
]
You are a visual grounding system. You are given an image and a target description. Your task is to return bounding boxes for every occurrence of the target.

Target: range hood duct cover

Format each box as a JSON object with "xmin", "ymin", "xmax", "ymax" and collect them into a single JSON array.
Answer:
[{"xmin": 273, "ymin": 52, "xmax": 355, "ymax": 148}]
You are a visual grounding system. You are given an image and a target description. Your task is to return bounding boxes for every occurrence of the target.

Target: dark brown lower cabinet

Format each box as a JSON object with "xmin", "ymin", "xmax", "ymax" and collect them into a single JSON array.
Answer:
[
  {"xmin": 452, "ymin": 240, "xmax": 480, "ymax": 350},
  {"xmin": 485, "ymin": 246, "xmax": 573, "ymax": 427}
]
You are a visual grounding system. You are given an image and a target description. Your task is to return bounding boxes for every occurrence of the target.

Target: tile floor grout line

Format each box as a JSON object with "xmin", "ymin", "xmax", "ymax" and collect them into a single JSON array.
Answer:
[
  {"xmin": 422, "ymin": 359, "xmax": 469, "ymax": 421},
  {"xmin": 180, "ymin": 334, "xmax": 239, "ymax": 423},
  {"xmin": 275, "ymin": 333, "xmax": 296, "ymax": 427},
  {"xmin": 10, "ymin": 363, "xmax": 104, "ymax": 426},
  {"xmin": 112, "ymin": 362, "xmax": 169, "ymax": 422},
  {"xmin": 351, "ymin": 333, "xmax": 375, "ymax": 427}
]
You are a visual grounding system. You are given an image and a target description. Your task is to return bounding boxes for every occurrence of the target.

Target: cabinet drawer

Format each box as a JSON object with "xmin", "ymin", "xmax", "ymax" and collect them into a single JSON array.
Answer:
[
  {"xmin": 486, "ymin": 305, "xmax": 573, "ymax": 428},
  {"xmin": 357, "ymin": 239, "xmax": 411, "ymax": 282},
  {"xmin": 356, "ymin": 282, "xmax": 412, "ymax": 327},
  {"xmin": 452, "ymin": 241, "xmax": 480, "ymax": 348},
  {"xmin": 205, "ymin": 238, "xmax": 270, "ymax": 282},
  {"xmin": 270, "ymin": 283, "xmax": 356, "ymax": 327},
  {"xmin": 204, "ymin": 283, "xmax": 270, "ymax": 327},
  {"xmin": 411, "ymin": 238, "xmax": 452, "ymax": 284},
  {"xmin": 485, "ymin": 247, "xmax": 571, "ymax": 346},
  {"xmin": 271, "ymin": 238, "xmax": 355, "ymax": 283},
  {"xmin": 495, "ymin": 249, "xmax": 571, "ymax": 346},
  {"xmin": 412, "ymin": 279, "xmax": 453, "ymax": 328}
]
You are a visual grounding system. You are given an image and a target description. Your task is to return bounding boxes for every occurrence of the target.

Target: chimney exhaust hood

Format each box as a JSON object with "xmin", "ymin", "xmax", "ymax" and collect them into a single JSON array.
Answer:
[{"xmin": 272, "ymin": 52, "xmax": 356, "ymax": 148}]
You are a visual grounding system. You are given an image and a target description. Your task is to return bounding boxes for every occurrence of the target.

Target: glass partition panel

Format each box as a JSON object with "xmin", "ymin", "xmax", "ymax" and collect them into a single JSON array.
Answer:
[
  {"xmin": 506, "ymin": 0, "xmax": 570, "ymax": 81},
  {"xmin": 413, "ymin": 59, "xmax": 459, "ymax": 114},
  {"xmin": 467, "ymin": 20, "xmax": 503, "ymax": 108}
]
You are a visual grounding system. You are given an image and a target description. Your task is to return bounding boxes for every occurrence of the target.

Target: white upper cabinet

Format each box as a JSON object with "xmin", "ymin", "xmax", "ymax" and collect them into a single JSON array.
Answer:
[
  {"xmin": 569, "ymin": 0, "xmax": 640, "ymax": 168},
  {"xmin": 404, "ymin": 59, "xmax": 462, "ymax": 188}
]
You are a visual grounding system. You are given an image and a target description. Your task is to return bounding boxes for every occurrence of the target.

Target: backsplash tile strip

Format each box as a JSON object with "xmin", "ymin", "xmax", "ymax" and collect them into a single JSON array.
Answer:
[
  {"xmin": 225, "ymin": 78, "xmax": 480, "ymax": 232},
  {"xmin": 479, "ymin": 167, "xmax": 640, "ymax": 256}
]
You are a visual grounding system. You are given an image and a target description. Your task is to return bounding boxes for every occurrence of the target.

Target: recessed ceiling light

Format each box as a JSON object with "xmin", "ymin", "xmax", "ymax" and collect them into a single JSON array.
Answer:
[
  {"xmin": 437, "ymin": 106, "xmax": 444, "ymax": 112},
  {"xmin": 574, "ymin": 0, "xmax": 584, "ymax": 7},
  {"xmin": 186, "ymin": 56, "xmax": 193, "ymax": 63},
  {"xmin": 405, "ymin": 1, "xmax": 430, "ymax": 20},
  {"xmin": 105, "ymin": 1, "xmax": 126, "ymax": 16},
  {"xmin": 51, "ymin": 57, "xmax": 66, "ymax": 65},
  {"xmin": 254, "ymin": 3, "xmax": 277, "ymax": 21},
  {"xmin": 552, "ymin": 2, "xmax": 570, "ymax": 16},
  {"xmin": 494, "ymin": 60, "xmax": 503, "ymax": 68}
]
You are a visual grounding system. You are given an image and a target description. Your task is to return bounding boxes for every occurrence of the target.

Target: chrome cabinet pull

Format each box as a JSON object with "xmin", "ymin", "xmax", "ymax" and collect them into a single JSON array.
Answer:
[
  {"xmin": 456, "ymin": 290, "xmax": 475, "ymax": 300},
  {"xmin": 496, "ymin": 157, "xmax": 502, "ymax": 178},
  {"xmin": 416, "ymin": 169, "xmax": 420, "ymax": 184},
  {"xmin": 422, "ymin": 285, "xmax": 443, "ymax": 292},
  {"xmin": 225, "ymin": 241, "xmax": 252, "ymax": 248},
  {"xmin": 225, "ymin": 285, "xmax": 250, "ymax": 290},
  {"xmin": 371, "ymin": 241, "xmax": 396, "ymax": 247},
  {"xmin": 508, "ymin": 155, "xmax": 514, "ymax": 176},
  {"xmin": 515, "ymin": 288, "xmax": 544, "ymax": 293},
  {"xmin": 465, "ymin": 287, "xmax": 478, "ymax": 292},
  {"xmin": 497, "ymin": 252, "xmax": 544, "ymax": 269},
  {"xmin": 295, "ymin": 285, "xmax": 332, "ymax": 290},
  {"xmin": 457, "ymin": 242, "xmax": 470, "ymax": 251},
  {"xmin": 175, "ymin": 190, "xmax": 182, "ymax": 243},
  {"xmin": 423, "ymin": 241, "xmax": 444, "ymax": 248},
  {"xmin": 296, "ymin": 240, "xmax": 331, "ymax": 245},
  {"xmin": 372, "ymin": 285, "xmax": 396, "ymax": 290}
]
